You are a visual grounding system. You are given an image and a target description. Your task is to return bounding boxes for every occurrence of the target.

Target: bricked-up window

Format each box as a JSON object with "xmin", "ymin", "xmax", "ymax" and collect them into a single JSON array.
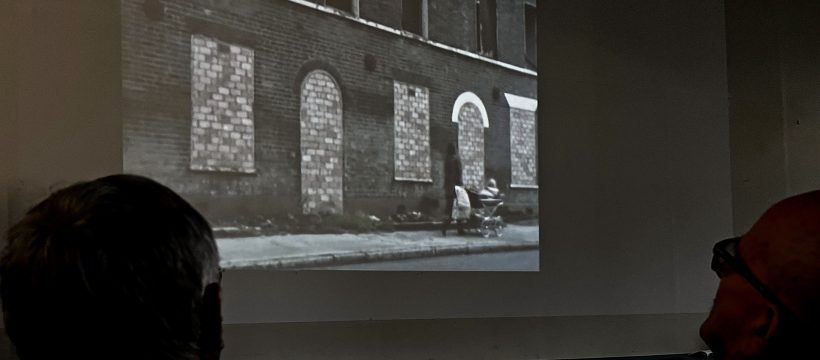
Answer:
[
  {"xmin": 402, "ymin": 0, "xmax": 428, "ymax": 37},
  {"xmin": 475, "ymin": 0, "xmax": 497, "ymax": 58},
  {"xmin": 505, "ymin": 93, "xmax": 538, "ymax": 188},
  {"xmin": 300, "ymin": 71, "xmax": 344, "ymax": 214},
  {"xmin": 457, "ymin": 102, "xmax": 486, "ymax": 189},
  {"xmin": 452, "ymin": 92, "xmax": 489, "ymax": 189},
  {"xmin": 525, "ymin": 3, "xmax": 537, "ymax": 66},
  {"xmin": 394, "ymin": 81, "xmax": 432, "ymax": 182},
  {"xmin": 190, "ymin": 35, "xmax": 255, "ymax": 173}
]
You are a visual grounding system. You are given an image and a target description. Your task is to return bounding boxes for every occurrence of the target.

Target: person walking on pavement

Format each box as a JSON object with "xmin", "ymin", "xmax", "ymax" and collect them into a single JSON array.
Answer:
[{"xmin": 442, "ymin": 142, "xmax": 465, "ymax": 236}]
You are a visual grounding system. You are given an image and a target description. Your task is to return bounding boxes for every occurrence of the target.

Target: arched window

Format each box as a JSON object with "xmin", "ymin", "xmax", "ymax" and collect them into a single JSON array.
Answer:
[
  {"xmin": 451, "ymin": 92, "xmax": 489, "ymax": 189},
  {"xmin": 300, "ymin": 70, "xmax": 344, "ymax": 214}
]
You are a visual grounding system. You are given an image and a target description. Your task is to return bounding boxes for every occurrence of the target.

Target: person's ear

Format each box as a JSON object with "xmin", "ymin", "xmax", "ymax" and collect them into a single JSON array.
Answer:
[
  {"xmin": 198, "ymin": 282, "xmax": 223, "ymax": 360},
  {"xmin": 743, "ymin": 305, "xmax": 780, "ymax": 356}
]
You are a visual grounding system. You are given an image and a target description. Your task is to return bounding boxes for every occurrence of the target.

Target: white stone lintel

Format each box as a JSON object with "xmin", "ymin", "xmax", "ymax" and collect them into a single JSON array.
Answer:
[
  {"xmin": 510, "ymin": 184, "xmax": 539, "ymax": 189},
  {"xmin": 504, "ymin": 93, "xmax": 538, "ymax": 112},
  {"xmin": 452, "ymin": 92, "xmax": 489, "ymax": 128},
  {"xmin": 394, "ymin": 177, "xmax": 433, "ymax": 183}
]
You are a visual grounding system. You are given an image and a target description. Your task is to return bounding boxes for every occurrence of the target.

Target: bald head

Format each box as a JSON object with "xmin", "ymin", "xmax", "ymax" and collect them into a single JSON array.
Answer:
[
  {"xmin": 700, "ymin": 190, "xmax": 820, "ymax": 359},
  {"xmin": 742, "ymin": 190, "xmax": 820, "ymax": 323}
]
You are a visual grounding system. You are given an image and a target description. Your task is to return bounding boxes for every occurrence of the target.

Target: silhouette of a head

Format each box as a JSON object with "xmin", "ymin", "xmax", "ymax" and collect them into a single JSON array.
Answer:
[
  {"xmin": 700, "ymin": 190, "xmax": 820, "ymax": 359},
  {"xmin": 0, "ymin": 174, "xmax": 221, "ymax": 359}
]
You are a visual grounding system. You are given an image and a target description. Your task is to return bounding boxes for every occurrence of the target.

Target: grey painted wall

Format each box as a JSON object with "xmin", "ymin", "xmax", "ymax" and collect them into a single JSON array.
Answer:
[
  {"xmin": 221, "ymin": 314, "xmax": 706, "ymax": 359},
  {"xmin": 3, "ymin": 0, "xmax": 124, "ymax": 227},
  {"xmin": 726, "ymin": 0, "xmax": 820, "ymax": 233},
  {"xmin": 780, "ymin": 1, "xmax": 820, "ymax": 197},
  {"xmin": 725, "ymin": 0, "xmax": 789, "ymax": 234},
  {"xmin": 0, "ymin": 0, "xmax": 15, "ymax": 244}
]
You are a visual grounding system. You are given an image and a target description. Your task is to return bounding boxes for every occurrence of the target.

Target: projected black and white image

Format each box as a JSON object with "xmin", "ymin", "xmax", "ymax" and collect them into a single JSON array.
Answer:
[{"xmin": 122, "ymin": 0, "xmax": 539, "ymax": 271}]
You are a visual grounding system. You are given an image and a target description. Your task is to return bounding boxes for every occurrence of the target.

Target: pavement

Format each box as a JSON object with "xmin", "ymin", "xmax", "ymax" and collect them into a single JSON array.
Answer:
[{"xmin": 217, "ymin": 224, "xmax": 539, "ymax": 270}]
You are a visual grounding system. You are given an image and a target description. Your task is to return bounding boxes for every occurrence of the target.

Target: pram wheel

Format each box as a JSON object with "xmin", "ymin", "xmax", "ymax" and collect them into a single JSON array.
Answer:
[
  {"xmin": 474, "ymin": 194, "xmax": 504, "ymax": 238},
  {"xmin": 480, "ymin": 222, "xmax": 492, "ymax": 238}
]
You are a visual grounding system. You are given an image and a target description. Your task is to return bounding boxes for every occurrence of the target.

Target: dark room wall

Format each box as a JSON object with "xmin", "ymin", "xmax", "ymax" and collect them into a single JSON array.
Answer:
[
  {"xmin": 221, "ymin": 314, "xmax": 705, "ymax": 360},
  {"xmin": 0, "ymin": 0, "xmax": 16, "ymax": 242},
  {"xmin": 725, "ymin": 0, "xmax": 788, "ymax": 233},
  {"xmin": 3, "ymin": 0, "xmax": 123, "ymax": 228},
  {"xmin": 536, "ymin": 0, "xmax": 730, "ymax": 316},
  {"xmin": 726, "ymin": 0, "xmax": 820, "ymax": 233},
  {"xmin": 780, "ymin": 2, "xmax": 820, "ymax": 195},
  {"xmin": 1, "ymin": 3, "xmax": 123, "ymax": 356}
]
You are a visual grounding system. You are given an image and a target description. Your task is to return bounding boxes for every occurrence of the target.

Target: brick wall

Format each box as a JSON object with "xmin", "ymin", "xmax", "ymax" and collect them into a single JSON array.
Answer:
[{"xmin": 121, "ymin": 0, "xmax": 536, "ymax": 221}]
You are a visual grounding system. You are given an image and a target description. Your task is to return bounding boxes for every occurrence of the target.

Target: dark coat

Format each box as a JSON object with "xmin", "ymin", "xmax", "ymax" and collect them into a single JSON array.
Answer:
[{"xmin": 444, "ymin": 154, "xmax": 463, "ymax": 190}]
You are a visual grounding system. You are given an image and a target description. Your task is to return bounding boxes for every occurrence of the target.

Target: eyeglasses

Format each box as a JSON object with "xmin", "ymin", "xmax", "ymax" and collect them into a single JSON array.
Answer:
[{"xmin": 711, "ymin": 237, "xmax": 791, "ymax": 315}]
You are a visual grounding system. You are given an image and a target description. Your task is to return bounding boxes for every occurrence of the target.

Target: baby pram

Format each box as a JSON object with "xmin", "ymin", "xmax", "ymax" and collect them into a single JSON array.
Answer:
[{"xmin": 465, "ymin": 188, "xmax": 505, "ymax": 238}]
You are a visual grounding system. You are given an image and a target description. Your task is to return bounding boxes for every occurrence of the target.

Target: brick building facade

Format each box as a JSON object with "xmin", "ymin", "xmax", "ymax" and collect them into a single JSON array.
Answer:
[{"xmin": 122, "ymin": 0, "xmax": 538, "ymax": 221}]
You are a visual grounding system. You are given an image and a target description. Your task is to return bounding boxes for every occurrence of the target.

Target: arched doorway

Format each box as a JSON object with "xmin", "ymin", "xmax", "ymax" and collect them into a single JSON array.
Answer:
[
  {"xmin": 452, "ymin": 92, "xmax": 489, "ymax": 189},
  {"xmin": 299, "ymin": 70, "xmax": 344, "ymax": 214}
]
